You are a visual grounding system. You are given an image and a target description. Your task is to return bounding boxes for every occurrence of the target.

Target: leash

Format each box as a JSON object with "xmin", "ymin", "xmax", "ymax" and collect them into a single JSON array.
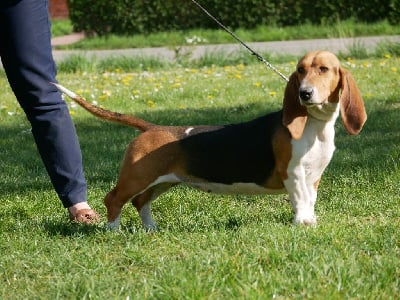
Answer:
[{"xmin": 190, "ymin": 0, "xmax": 289, "ymax": 82}]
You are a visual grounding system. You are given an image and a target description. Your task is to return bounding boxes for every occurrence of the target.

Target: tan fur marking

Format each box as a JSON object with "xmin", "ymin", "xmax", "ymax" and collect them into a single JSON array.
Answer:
[
  {"xmin": 260, "ymin": 126, "xmax": 292, "ymax": 190},
  {"xmin": 314, "ymin": 178, "xmax": 321, "ymax": 191},
  {"xmin": 282, "ymin": 72, "xmax": 307, "ymax": 140},
  {"xmin": 339, "ymin": 68, "xmax": 367, "ymax": 134}
]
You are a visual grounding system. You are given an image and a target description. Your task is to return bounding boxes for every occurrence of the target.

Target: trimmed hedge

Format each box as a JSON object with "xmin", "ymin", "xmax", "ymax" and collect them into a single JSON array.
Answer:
[{"xmin": 68, "ymin": 0, "xmax": 400, "ymax": 36}]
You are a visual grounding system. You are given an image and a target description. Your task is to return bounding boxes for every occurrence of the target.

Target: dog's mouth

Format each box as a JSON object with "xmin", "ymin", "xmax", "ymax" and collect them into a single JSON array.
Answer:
[
  {"xmin": 300, "ymin": 101, "xmax": 324, "ymax": 107},
  {"xmin": 300, "ymin": 97, "xmax": 330, "ymax": 107}
]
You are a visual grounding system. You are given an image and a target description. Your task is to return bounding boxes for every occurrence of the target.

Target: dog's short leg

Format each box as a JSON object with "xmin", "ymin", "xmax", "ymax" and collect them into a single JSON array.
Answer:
[
  {"xmin": 138, "ymin": 201, "xmax": 157, "ymax": 231},
  {"xmin": 285, "ymin": 167, "xmax": 317, "ymax": 226},
  {"xmin": 104, "ymin": 188, "xmax": 125, "ymax": 230},
  {"xmin": 105, "ymin": 186, "xmax": 146, "ymax": 230},
  {"xmin": 132, "ymin": 183, "xmax": 176, "ymax": 231}
]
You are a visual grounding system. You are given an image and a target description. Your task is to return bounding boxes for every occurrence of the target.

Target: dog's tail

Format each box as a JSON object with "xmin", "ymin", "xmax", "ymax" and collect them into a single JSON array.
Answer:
[{"xmin": 52, "ymin": 83, "xmax": 154, "ymax": 132}]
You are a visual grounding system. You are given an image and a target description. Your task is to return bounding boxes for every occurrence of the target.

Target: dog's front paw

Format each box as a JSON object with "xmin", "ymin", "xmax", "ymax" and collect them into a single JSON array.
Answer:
[{"xmin": 293, "ymin": 214, "xmax": 317, "ymax": 226}]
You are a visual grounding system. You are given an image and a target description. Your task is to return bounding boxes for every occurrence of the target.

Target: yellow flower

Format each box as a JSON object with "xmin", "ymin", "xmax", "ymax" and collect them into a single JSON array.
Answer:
[
  {"xmin": 236, "ymin": 63, "xmax": 245, "ymax": 70},
  {"xmin": 254, "ymin": 82, "xmax": 262, "ymax": 87},
  {"xmin": 147, "ymin": 100, "xmax": 155, "ymax": 108},
  {"xmin": 364, "ymin": 92, "xmax": 372, "ymax": 99},
  {"xmin": 384, "ymin": 53, "xmax": 391, "ymax": 59},
  {"xmin": 269, "ymin": 91, "xmax": 277, "ymax": 97}
]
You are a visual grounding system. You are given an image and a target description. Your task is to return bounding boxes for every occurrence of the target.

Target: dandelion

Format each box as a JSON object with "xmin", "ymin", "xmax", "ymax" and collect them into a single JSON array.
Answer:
[
  {"xmin": 171, "ymin": 82, "xmax": 182, "ymax": 88},
  {"xmin": 345, "ymin": 58, "xmax": 356, "ymax": 68},
  {"xmin": 362, "ymin": 62, "xmax": 371, "ymax": 68},
  {"xmin": 364, "ymin": 92, "xmax": 372, "ymax": 99},
  {"xmin": 234, "ymin": 73, "xmax": 242, "ymax": 79},
  {"xmin": 391, "ymin": 67, "xmax": 397, "ymax": 72},
  {"xmin": 254, "ymin": 82, "xmax": 262, "ymax": 88},
  {"xmin": 100, "ymin": 90, "xmax": 112, "ymax": 100},
  {"xmin": 147, "ymin": 100, "xmax": 156, "ymax": 108},
  {"xmin": 121, "ymin": 74, "xmax": 134, "ymax": 86},
  {"xmin": 269, "ymin": 91, "xmax": 277, "ymax": 97},
  {"xmin": 236, "ymin": 63, "xmax": 245, "ymax": 70},
  {"xmin": 205, "ymin": 68, "xmax": 213, "ymax": 75},
  {"xmin": 384, "ymin": 53, "xmax": 391, "ymax": 59}
]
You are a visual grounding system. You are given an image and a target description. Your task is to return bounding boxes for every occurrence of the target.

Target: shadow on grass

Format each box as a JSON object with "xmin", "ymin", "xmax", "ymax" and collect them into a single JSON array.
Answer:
[{"xmin": 42, "ymin": 220, "xmax": 105, "ymax": 237}]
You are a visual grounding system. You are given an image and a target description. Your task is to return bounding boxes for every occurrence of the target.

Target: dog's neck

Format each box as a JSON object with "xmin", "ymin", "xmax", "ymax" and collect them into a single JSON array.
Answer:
[{"xmin": 306, "ymin": 102, "xmax": 339, "ymax": 122}]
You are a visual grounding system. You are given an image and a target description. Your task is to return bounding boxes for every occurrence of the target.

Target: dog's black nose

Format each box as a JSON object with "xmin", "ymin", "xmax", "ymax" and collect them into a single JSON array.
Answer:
[{"xmin": 299, "ymin": 87, "xmax": 313, "ymax": 101}]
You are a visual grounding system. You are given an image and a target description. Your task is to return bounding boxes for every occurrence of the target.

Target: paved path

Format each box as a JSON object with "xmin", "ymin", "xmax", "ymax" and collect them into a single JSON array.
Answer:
[
  {"xmin": 51, "ymin": 35, "xmax": 400, "ymax": 63},
  {"xmin": 1, "ymin": 35, "xmax": 399, "ymax": 69}
]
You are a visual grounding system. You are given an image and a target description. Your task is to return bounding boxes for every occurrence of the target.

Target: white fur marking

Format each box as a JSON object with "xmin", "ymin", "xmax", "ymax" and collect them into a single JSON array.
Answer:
[
  {"xmin": 284, "ymin": 103, "xmax": 339, "ymax": 225},
  {"xmin": 144, "ymin": 173, "xmax": 284, "ymax": 196},
  {"xmin": 52, "ymin": 83, "xmax": 78, "ymax": 98},
  {"xmin": 106, "ymin": 214, "xmax": 121, "ymax": 230},
  {"xmin": 186, "ymin": 182, "xmax": 285, "ymax": 195},
  {"xmin": 185, "ymin": 127, "xmax": 194, "ymax": 135},
  {"xmin": 139, "ymin": 202, "xmax": 158, "ymax": 230},
  {"xmin": 150, "ymin": 173, "xmax": 181, "ymax": 187}
]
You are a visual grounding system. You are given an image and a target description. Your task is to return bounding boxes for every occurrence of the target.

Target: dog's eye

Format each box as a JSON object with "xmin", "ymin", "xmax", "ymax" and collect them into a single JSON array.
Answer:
[
  {"xmin": 297, "ymin": 67, "xmax": 305, "ymax": 74},
  {"xmin": 320, "ymin": 66, "xmax": 329, "ymax": 73}
]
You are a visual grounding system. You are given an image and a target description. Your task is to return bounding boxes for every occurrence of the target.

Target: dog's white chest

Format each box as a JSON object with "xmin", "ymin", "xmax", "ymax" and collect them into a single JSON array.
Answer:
[{"xmin": 290, "ymin": 117, "xmax": 337, "ymax": 183}]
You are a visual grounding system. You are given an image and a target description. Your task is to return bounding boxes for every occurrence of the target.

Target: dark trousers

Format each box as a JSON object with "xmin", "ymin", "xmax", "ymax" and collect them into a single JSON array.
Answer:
[{"xmin": 0, "ymin": 0, "xmax": 87, "ymax": 207}]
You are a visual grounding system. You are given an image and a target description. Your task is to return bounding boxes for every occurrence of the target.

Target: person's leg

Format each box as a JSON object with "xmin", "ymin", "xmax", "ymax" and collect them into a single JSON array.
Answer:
[{"xmin": 0, "ymin": 0, "xmax": 98, "ymax": 222}]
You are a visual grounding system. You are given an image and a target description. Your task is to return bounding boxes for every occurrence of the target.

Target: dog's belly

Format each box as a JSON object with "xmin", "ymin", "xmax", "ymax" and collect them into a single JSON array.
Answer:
[
  {"xmin": 186, "ymin": 181, "xmax": 286, "ymax": 195},
  {"xmin": 149, "ymin": 173, "xmax": 285, "ymax": 195}
]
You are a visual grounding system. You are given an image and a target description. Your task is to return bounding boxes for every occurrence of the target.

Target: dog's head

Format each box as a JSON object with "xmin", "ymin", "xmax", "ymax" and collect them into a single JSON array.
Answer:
[{"xmin": 282, "ymin": 51, "xmax": 367, "ymax": 140}]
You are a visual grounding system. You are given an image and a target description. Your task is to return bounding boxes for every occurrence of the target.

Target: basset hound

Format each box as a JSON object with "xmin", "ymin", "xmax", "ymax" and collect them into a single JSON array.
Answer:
[{"xmin": 54, "ymin": 50, "xmax": 367, "ymax": 230}]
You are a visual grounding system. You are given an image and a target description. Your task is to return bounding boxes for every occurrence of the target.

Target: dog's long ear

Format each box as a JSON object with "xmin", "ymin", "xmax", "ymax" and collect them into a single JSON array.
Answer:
[
  {"xmin": 339, "ymin": 68, "xmax": 367, "ymax": 135},
  {"xmin": 282, "ymin": 72, "xmax": 307, "ymax": 140}
]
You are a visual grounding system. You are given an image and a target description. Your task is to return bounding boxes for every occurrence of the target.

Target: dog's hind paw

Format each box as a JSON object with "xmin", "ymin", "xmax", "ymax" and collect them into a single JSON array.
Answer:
[{"xmin": 106, "ymin": 215, "xmax": 121, "ymax": 231}]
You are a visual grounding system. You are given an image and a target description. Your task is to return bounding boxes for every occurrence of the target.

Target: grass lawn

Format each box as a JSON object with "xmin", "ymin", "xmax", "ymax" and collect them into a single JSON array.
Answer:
[
  {"xmin": 0, "ymin": 54, "xmax": 399, "ymax": 299},
  {"xmin": 52, "ymin": 19, "xmax": 400, "ymax": 50}
]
